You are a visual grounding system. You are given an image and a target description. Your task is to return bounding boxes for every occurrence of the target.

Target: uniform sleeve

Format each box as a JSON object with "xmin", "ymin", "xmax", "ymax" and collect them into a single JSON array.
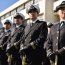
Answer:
[
  {"xmin": 30, "ymin": 22, "xmax": 48, "ymax": 49},
  {"xmin": 45, "ymin": 29, "xmax": 53, "ymax": 57},
  {"xmin": 20, "ymin": 22, "xmax": 48, "ymax": 50},
  {"xmin": 58, "ymin": 47, "xmax": 65, "ymax": 55}
]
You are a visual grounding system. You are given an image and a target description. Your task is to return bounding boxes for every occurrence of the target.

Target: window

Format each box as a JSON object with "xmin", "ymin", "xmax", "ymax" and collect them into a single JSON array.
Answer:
[
  {"xmin": 34, "ymin": 0, "xmax": 42, "ymax": 3},
  {"xmin": 25, "ymin": 0, "xmax": 33, "ymax": 8},
  {"xmin": 38, "ymin": 14, "xmax": 43, "ymax": 21},
  {"xmin": 0, "ymin": 22, "xmax": 3, "ymax": 28},
  {"xmin": 11, "ymin": 9, "xmax": 16, "ymax": 15},
  {"xmin": 54, "ymin": 0, "xmax": 58, "ymax": 1},
  {"xmin": 17, "ymin": 5, "xmax": 25, "ymax": 12},
  {"xmin": 1, "ymin": 16, "xmax": 5, "ymax": 20},
  {"xmin": 4, "ymin": 13, "xmax": 11, "ymax": 18}
]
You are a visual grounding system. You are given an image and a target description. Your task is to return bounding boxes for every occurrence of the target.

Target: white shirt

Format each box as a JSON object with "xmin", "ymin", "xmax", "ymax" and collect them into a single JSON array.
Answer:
[
  {"xmin": 27, "ymin": 19, "xmax": 38, "ymax": 25},
  {"xmin": 5, "ymin": 29, "xmax": 11, "ymax": 32},
  {"xmin": 60, "ymin": 20, "xmax": 65, "ymax": 23},
  {"xmin": 16, "ymin": 25, "xmax": 20, "ymax": 28},
  {"xmin": 25, "ymin": 19, "xmax": 38, "ymax": 35}
]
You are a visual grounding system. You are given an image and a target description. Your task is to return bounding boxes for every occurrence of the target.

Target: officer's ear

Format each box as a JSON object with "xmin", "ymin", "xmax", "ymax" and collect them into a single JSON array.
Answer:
[
  {"xmin": 37, "ymin": 13, "xmax": 39, "ymax": 16},
  {"xmin": 37, "ymin": 12, "xmax": 40, "ymax": 16},
  {"xmin": 56, "ymin": 10, "xmax": 59, "ymax": 15}
]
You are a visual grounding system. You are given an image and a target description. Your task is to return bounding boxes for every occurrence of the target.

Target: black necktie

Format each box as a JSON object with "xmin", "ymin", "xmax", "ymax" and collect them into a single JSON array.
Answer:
[
  {"xmin": 7, "ymin": 30, "xmax": 11, "ymax": 32},
  {"xmin": 30, "ymin": 23, "xmax": 34, "ymax": 27},
  {"xmin": 60, "ymin": 21, "xmax": 64, "ymax": 27},
  {"xmin": 32, "ymin": 23, "xmax": 35, "ymax": 26},
  {"xmin": 15, "ymin": 27, "xmax": 18, "ymax": 31}
]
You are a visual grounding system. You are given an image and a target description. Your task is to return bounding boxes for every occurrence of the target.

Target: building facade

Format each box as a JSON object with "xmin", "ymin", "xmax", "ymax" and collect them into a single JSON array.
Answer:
[{"xmin": 0, "ymin": 0, "xmax": 60, "ymax": 28}]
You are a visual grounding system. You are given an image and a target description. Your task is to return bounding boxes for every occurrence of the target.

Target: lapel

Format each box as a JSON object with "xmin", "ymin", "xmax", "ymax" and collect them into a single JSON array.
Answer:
[
  {"xmin": 25, "ymin": 20, "xmax": 43, "ymax": 39},
  {"xmin": 54, "ymin": 22, "xmax": 61, "ymax": 31},
  {"xmin": 25, "ymin": 20, "xmax": 39, "ymax": 36},
  {"xmin": 54, "ymin": 22, "xmax": 65, "ymax": 31},
  {"xmin": 4, "ymin": 30, "xmax": 11, "ymax": 36},
  {"xmin": 11, "ymin": 25, "xmax": 23, "ymax": 37},
  {"xmin": 60, "ymin": 22, "xmax": 65, "ymax": 30}
]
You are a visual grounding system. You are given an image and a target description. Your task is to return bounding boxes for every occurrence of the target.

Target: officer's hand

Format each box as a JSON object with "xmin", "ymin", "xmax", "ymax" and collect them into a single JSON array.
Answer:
[
  {"xmin": 58, "ymin": 47, "xmax": 65, "ymax": 54},
  {"xmin": 20, "ymin": 44, "xmax": 24, "ymax": 50},
  {"xmin": 20, "ymin": 44, "xmax": 27, "ymax": 55},
  {"xmin": 0, "ymin": 45, "xmax": 2, "ymax": 48},
  {"xmin": 14, "ymin": 43, "xmax": 18, "ymax": 49},
  {"xmin": 14, "ymin": 43, "xmax": 16, "ymax": 46},
  {"xmin": 0, "ymin": 45, "xmax": 3, "ymax": 50},
  {"xmin": 54, "ymin": 50, "xmax": 59, "ymax": 55},
  {"xmin": 48, "ymin": 52, "xmax": 55, "ymax": 61},
  {"xmin": 30, "ymin": 42, "xmax": 36, "ymax": 49},
  {"xmin": 20, "ymin": 44, "xmax": 27, "ymax": 51}
]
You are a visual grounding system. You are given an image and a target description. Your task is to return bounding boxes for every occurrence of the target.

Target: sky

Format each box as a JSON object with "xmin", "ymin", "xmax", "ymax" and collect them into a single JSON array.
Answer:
[{"xmin": 0, "ymin": 0, "xmax": 19, "ymax": 12}]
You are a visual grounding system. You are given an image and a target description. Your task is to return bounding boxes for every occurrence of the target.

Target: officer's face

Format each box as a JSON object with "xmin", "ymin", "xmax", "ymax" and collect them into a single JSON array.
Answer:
[
  {"xmin": 14, "ymin": 18, "xmax": 23, "ymax": 25},
  {"xmin": 28, "ymin": 11, "xmax": 38, "ymax": 20},
  {"xmin": 57, "ymin": 8, "xmax": 65, "ymax": 20},
  {"xmin": 4, "ymin": 24, "xmax": 11, "ymax": 30}
]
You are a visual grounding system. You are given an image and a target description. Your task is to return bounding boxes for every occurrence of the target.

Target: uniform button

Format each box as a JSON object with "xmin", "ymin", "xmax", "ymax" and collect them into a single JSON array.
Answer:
[
  {"xmin": 30, "ymin": 35, "xmax": 31, "ymax": 36},
  {"xmin": 30, "ymin": 39, "xmax": 31, "ymax": 41},
  {"xmin": 36, "ymin": 44, "xmax": 37, "ymax": 45},
  {"xmin": 63, "ymin": 47, "xmax": 65, "ymax": 50},
  {"xmin": 57, "ymin": 31, "xmax": 59, "ymax": 33},
  {"xmin": 25, "ymin": 39, "xmax": 26, "ymax": 41},
  {"xmin": 57, "ymin": 37, "xmax": 58, "ymax": 39},
  {"xmin": 56, "ymin": 50, "xmax": 58, "ymax": 51},
  {"xmin": 56, "ymin": 43, "xmax": 58, "ymax": 46}
]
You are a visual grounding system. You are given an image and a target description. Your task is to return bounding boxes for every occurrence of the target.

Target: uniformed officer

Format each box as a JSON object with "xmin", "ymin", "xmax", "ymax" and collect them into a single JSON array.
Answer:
[
  {"xmin": 46, "ymin": 1, "xmax": 65, "ymax": 65},
  {"xmin": 0, "ymin": 19, "xmax": 12, "ymax": 65},
  {"xmin": 20, "ymin": 4, "xmax": 48, "ymax": 65},
  {"xmin": 44, "ymin": 22, "xmax": 53, "ymax": 53},
  {"xmin": 6, "ymin": 13, "xmax": 25, "ymax": 65},
  {"xmin": 47, "ymin": 22, "xmax": 53, "ymax": 34}
]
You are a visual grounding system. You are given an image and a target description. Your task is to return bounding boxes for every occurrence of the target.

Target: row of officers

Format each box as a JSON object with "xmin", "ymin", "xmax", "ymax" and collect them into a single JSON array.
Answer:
[{"xmin": 0, "ymin": 1, "xmax": 65, "ymax": 65}]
